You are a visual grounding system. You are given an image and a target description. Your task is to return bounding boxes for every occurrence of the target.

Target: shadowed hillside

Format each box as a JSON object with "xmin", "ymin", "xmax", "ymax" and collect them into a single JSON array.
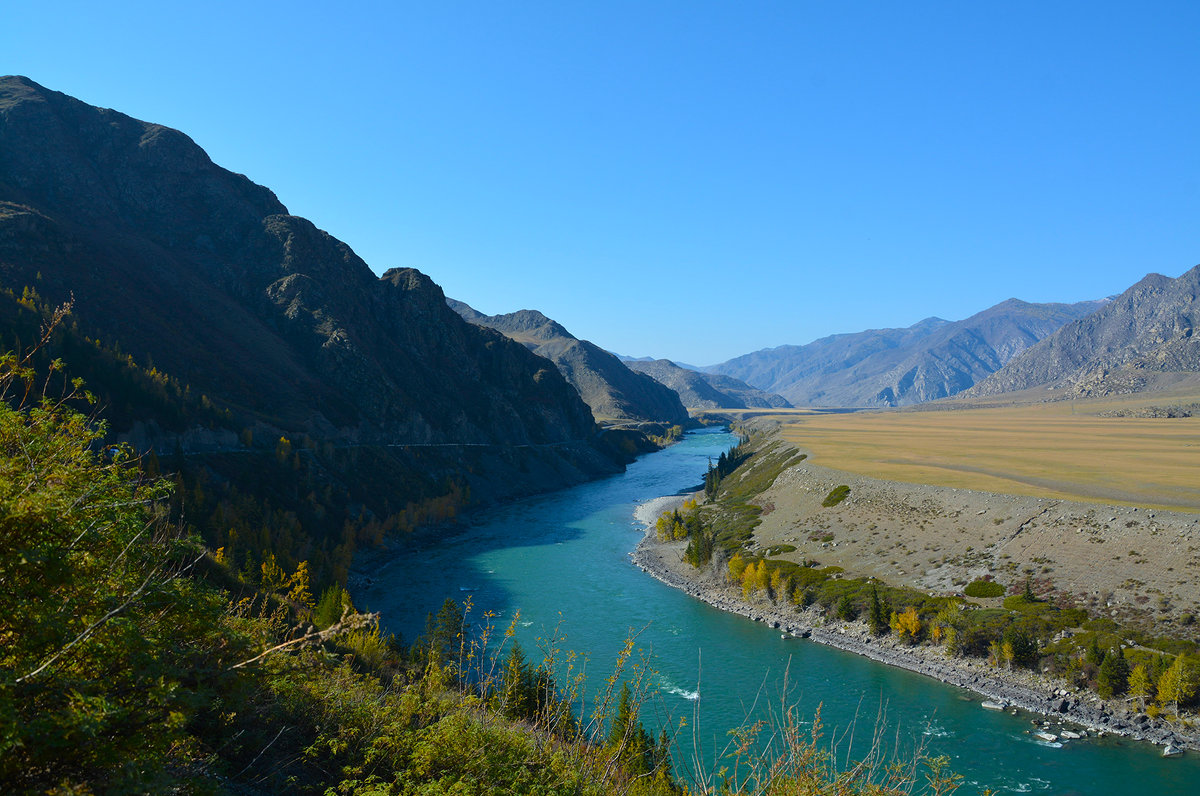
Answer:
[
  {"xmin": 448, "ymin": 300, "xmax": 690, "ymax": 426},
  {"xmin": 0, "ymin": 75, "xmax": 631, "ymax": 582}
]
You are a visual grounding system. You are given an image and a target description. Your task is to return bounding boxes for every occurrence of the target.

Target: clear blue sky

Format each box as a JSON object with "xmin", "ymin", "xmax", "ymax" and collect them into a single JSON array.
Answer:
[{"xmin": 6, "ymin": 2, "xmax": 1198, "ymax": 365}]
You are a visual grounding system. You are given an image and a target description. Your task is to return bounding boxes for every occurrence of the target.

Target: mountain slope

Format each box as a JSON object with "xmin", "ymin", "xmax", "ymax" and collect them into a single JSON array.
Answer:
[
  {"xmin": 968, "ymin": 265, "xmax": 1200, "ymax": 398},
  {"xmin": 447, "ymin": 300, "xmax": 690, "ymax": 425},
  {"xmin": 0, "ymin": 75, "xmax": 627, "ymax": 555},
  {"xmin": 625, "ymin": 358, "xmax": 791, "ymax": 410},
  {"xmin": 711, "ymin": 299, "xmax": 1104, "ymax": 407}
]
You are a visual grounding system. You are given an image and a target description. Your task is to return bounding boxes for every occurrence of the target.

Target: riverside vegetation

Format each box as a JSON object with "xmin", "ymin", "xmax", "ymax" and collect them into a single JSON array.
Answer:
[
  {"xmin": 652, "ymin": 428, "xmax": 1200, "ymax": 727},
  {"xmin": 2, "ymin": 318, "xmax": 967, "ymax": 793}
]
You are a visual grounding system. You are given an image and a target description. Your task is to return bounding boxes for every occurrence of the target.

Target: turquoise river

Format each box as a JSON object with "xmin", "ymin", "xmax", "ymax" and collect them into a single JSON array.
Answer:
[{"xmin": 356, "ymin": 428, "xmax": 1200, "ymax": 794}]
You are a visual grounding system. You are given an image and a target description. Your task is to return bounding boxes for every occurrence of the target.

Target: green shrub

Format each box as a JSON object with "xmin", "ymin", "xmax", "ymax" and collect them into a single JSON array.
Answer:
[
  {"xmin": 822, "ymin": 485, "xmax": 851, "ymax": 507},
  {"xmin": 964, "ymin": 579, "xmax": 1005, "ymax": 598}
]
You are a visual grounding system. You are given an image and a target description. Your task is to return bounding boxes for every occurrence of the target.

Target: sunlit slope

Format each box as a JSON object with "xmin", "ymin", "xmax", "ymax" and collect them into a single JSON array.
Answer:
[{"xmin": 775, "ymin": 396, "xmax": 1200, "ymax": 511}]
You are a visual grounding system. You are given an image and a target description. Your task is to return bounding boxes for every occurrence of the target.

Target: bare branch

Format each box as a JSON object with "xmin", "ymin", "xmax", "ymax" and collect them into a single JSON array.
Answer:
[{"xmin": 229, "ymin": 608, "xmax": 378, "ymax": 670}]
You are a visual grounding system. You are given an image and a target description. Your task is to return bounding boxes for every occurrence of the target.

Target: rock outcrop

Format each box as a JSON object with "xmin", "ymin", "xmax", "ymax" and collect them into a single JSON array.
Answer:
[{"xmin": 968, "ymin": 265, "xmax": 1200, "ymax": 398}]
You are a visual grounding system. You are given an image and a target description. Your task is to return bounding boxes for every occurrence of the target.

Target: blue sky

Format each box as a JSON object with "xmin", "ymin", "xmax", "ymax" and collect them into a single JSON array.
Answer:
[{"xmin": 6, "ymin": 2, "xmax": 1198, "ymax": 365}]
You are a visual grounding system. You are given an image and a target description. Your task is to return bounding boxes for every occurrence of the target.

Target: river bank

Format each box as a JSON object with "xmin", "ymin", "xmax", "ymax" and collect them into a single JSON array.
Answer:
[{"xmin": 630, "ymin": 498, "xmax": 1200, "ymax": 754}]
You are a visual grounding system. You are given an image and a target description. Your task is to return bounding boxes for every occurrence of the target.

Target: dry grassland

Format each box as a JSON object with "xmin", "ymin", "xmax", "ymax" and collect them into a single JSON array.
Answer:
[
  {"xmin": 774, "ymin": 398, "xmax": 1200, "ymax": 512},
  {"xmin": 728, "ymin": 392, "xmax": 1200, "ymax": 632}
]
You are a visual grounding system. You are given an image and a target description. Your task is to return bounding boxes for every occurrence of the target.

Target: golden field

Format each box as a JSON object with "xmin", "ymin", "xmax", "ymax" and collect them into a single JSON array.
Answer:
[{"xmin": 752, "ymin": 396, "xmax": 1200, "ymax": 512}]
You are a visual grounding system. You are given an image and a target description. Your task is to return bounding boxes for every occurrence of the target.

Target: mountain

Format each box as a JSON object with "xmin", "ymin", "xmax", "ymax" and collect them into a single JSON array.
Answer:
[
  {"xmin": 447, "ymin": 300, "xmax": 690, "ymax": 426},
  {"xmin": 624, "ymin": 358, "xmax": 792, "ymax": 410},
  {"xmin": 710, "ymin": 299, "xmax": 1106, "ymax": 407},
  {"xmin": 617, "ymin": 353, "xmax": 703, "ymax": 371},
  {"xmin": 967, "ymin": 265, "xmax": 1200, "ymax": 398},
  {"xmin": 0, "ymin": 76, "xmax": 631, "ymax": 575}
]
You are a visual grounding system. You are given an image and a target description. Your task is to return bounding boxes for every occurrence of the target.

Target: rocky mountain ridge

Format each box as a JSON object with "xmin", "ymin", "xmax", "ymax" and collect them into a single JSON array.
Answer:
[
  {"xmin": 968, "ymin": 265, "xmax": 1200, "ymax": 398},
  {"xmin": 0, "ymin": 75, "xmax": 626, "ymax": 509},
  {"xmin": 624, "ymin": 358, "xmax": 791, "ymax": 410},
  {"xmin": 710, "ymin": 298, "xmax": 1106, "ymax": 407},
  {"xmin": 446, "ymin": 300, "xmax": 690, "ymax": 426}
]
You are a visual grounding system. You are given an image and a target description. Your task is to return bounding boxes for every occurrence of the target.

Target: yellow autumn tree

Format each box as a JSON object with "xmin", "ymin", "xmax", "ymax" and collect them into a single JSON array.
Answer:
[
  {"xmin": 260, "ymin": 552, "xmax": 288, "ymax": 592},
  {"xmin": 1129, "ymin": 663, "xmax": 1154, "ymax": 712},
  {"xmin": 769, "ymin": 569, "xmax": 785, "ymax": 603},
  {"xmin": 287, "ymin": 561, "xmax": 315, "ymax": 611},
  {"xmin": 1157, "ymin": 655, "xmax": 1197, "ymax": 716},
  {"xmin": 655, "ymin": 515, "xmax": 672, "ymax": 542},
  {"xmin": 728, "ymin": 553, "xmax": 747, "ymax": 584},
  {"xmin": 889, "ymin": 607, "xmax": 922, "ymax": 644}
]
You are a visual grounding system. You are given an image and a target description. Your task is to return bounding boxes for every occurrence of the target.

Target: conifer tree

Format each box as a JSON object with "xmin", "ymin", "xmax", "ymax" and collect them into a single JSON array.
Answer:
[
  {"xmin": 1097, "ymin": 648, "xmax": 1130, "ymax": 698},
  {"xmin": 868, "ymin": 584, "xmax": 888, "ymax": 635}
]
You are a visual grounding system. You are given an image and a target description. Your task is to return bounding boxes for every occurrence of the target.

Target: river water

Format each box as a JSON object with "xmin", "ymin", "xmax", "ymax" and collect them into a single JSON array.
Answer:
[{"xmin": 356, "ymin": 428, "xmax": 1200, "ymax": 794}]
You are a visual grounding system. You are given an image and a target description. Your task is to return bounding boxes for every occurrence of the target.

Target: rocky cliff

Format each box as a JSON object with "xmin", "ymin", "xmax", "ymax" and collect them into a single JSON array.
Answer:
[{"xmin": 968, "ymin": 265, "xmax": 1200, "ymax": 398}]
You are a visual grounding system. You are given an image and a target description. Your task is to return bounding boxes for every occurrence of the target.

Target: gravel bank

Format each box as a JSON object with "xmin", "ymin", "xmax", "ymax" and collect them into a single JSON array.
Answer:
[{"xmin": 629, "ymin": 498, "xmax": 1200, "ymax": 754}]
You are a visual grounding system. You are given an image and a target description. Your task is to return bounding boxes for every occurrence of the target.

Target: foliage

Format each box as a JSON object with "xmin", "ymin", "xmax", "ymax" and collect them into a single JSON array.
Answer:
[
  {"xmin": 654, "ymin": 499, "xmax": 717, "ymax": 569},
  {"xmin": 963, "ymin": 579, "xmax": 1005, "ymax": 598},
  {"xmin": 821, "ymin": 485, "xmax": 851, "ymax": 508},
  {"xmin": 1097, "ymin": 649, "xmax": 1130, "ymax": 699},
  {"xmin": 700, "ymin": 416, "xmax": 1200, "ymax": 721},
  {"xmin": 704, "ymin": 433, "xmax": 806, "ymax": 553},
  {"xmin": 1156, "ymin": 655, "xmax": 1198, "ymax": 715},
  {"xmin": 1129, "ymin": 663, "xmax": 1155, "ymax": 711},
  {"xmin": 703, "ymin": 440, "xmax": 746, "ymax": 499},
  {"xmin": 890, "ymin": 607, "xmax": 922, "ymax": 643},
  {"xmin": 868, "ymin": 585, "xmax": 889, "ymax": 636},
  {"xmin": 702, "ymin": 703, "xmax": 962, "ymax": 796},
  {"xmin": 0, "ymin": 330, "xmax": 236, "ymax": 790}
]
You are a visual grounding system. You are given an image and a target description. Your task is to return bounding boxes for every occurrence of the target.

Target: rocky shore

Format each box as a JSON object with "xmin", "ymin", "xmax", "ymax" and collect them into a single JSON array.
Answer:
[{"xmin": 630, "ymin": 499, "xmax": 1200, "ymax": 754}]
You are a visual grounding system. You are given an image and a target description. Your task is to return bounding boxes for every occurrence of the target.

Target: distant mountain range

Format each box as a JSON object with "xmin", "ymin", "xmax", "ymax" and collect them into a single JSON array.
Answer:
[
  {"xmin": 708, "ymin": 298, "xmax": 1108, "ymax": 407},
  {"xmin": 617, "ymin": 353, "xmax": 703, "ymax": 372},
  {"xmin": 624, "ymin": 358, "xmax": 791, "ymax": 410},
  {"xmin": 447, "ymin": 301, "xmax": 689, "ymax": 426},
  {"xmin": 968, "ymin": 265, "xmax": 1200, "ymax": 399}
]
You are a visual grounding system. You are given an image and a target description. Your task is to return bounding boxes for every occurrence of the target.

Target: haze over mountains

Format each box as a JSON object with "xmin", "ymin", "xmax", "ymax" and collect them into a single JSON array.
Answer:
[{"xmin": 709, "ymin": 298, "xmax": 1108, "ymax": 407}]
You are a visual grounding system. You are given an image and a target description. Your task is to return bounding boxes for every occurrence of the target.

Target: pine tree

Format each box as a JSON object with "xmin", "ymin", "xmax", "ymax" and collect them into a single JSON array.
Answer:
[
  {"xmin": 868, "ymin": 585, "xmax": 888, "ymax": 635},
  {"xmin": 606, "ymin": 683, "xmax": 659, "ymax": 776},
  {"xmin": 836, "ymin": 594, "xmax": 856, "ymax": 621},
  {"xmin": 500, "ymin": 642, "xmax": 536, "ymax": 720},
  {"xmin": 1097, "ymin": 649, "xmax": 1130, "ymax": 699}
]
